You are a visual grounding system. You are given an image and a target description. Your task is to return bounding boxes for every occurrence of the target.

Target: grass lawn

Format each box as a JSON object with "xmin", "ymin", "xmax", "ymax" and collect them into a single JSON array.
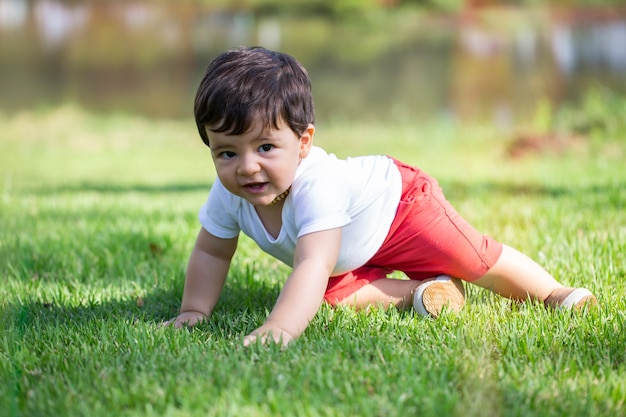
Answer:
[{"xmin": 1, "ymin": 106, "xmax": 625, "ymax": 417}]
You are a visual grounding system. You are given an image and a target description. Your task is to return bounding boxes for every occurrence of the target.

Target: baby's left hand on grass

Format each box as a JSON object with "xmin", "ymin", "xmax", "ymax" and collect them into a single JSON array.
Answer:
[
  {"xmin": 160, "ymin": 311, "xmax": 208, "ymax": 329},
  {"xmin": 243, "ymin": 326, "xmax": 293, "ymax": 348}
]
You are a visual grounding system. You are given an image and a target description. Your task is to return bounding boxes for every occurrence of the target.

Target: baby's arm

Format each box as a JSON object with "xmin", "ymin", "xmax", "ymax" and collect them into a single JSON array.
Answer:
[
  {"xmin": 243, "ymin": 227, "xmax": 342, "ymax": 347},
  {"xmin": 167, "ymin": 227, "xmax": 238, "ymax": 328}
]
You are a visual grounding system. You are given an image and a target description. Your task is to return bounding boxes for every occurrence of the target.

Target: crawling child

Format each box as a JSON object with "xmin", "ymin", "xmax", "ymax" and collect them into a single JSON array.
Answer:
[{"xmin": 166, "ymin": 47, "xmax": 596, "ymax": 346}]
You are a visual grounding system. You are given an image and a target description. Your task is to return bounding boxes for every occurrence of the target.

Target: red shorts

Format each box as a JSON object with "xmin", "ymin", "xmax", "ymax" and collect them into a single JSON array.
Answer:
[{"xmin": 323, "ymin": 158, "xmax": 503, "ymax": 305}]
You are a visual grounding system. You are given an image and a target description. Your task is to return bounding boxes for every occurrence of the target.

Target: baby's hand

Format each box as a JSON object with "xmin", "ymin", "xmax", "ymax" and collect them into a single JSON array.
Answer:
[
  {"xmin": 243, "ymin": 326, "xmax": 293, "ymax": 348},
  {"xmin": 162, "ymin": 311, "xmax": 207, "ymax": 329}
]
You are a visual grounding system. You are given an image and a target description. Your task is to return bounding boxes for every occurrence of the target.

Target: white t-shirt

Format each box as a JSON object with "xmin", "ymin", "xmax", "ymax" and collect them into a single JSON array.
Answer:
[{"xmin": 198, "ymin": 146, "xmax": 402, "ymax": 276}]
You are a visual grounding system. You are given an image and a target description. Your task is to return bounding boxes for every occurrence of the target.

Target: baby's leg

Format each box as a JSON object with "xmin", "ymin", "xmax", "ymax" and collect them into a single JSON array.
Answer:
[
  {"xmin": 336, "ymin": 276, "xmax": 466, "ymax": 317},
  {"xmin": 472, "ymin": 244, "xmax": 560, "ymax": 300},
  {"xmin": 335, "ymin": 278, "xmax": 421, "ymax": 310},
  {"xmin": 472, "ymin": 244, "xmax": 596, "ymax": 307}
]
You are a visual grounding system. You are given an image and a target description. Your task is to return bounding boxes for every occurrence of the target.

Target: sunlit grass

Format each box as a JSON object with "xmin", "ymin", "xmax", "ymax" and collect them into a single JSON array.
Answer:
[{"xmin": 1, "ymin": 106, "xmax": 625, "ymax": 417}]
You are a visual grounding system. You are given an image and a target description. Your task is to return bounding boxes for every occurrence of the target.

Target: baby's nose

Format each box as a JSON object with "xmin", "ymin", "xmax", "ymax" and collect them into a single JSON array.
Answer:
[{"xmin": 237, "ymin": 154, "xmax": 261, "ymax": 176}]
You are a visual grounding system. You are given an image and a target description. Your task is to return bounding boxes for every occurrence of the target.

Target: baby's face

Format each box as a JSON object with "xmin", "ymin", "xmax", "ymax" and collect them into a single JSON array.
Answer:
[{"xmin": 207, "ymin": 117, "xmax": 313, "ymax": 207}]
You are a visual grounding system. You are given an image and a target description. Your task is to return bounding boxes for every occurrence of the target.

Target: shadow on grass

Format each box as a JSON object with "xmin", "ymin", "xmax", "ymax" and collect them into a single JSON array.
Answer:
[
  {"xmin": 26, "ymin": 181, "xmax": 214, "ymax": 195},
  {"xmin": 2, "ymin": 272, "xmax": 281, "ymax": 340},
  {"xmin": 23, "ymin": 179, "xmax": 625, "ymax": 203},
  {"xmin": 3, "ymin": 287, "xmax": 179, "ymax": 331},
  {"xmin": 440, "ymin": 180, "xmax": 625, "ymax": 202}
]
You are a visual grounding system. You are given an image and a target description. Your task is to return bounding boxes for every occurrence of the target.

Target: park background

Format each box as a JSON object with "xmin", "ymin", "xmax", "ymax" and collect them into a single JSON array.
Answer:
[
  {"xmin": 3, "ymin": 0, "xmax": 626, "ymax": 125},
  {"xmin": 1, "ymin": 1, "xmax": 625, "ymax": 416}
]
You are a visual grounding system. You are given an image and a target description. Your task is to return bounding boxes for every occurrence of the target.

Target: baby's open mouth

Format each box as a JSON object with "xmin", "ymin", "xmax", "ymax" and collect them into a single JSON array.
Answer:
[{"xmin": 243, "ymin": 182, "xmax": 269, "ymax": 193}]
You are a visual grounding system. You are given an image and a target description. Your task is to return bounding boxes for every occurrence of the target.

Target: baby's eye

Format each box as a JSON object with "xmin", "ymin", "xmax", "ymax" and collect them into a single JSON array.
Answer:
[
  {"xmin": 219, "ymin": 151, "xmax": 237, "ymax": 159},
  {"xmin": 259, "ymin": 144, "xmax": 274, "ymax": 153}
]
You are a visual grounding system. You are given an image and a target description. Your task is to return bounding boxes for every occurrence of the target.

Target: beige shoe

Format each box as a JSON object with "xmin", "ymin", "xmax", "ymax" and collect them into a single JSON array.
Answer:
[
  {"xmin": 544, "ymin": 287, "xmax": 597, "ymax": 309},
  {"xmin": 413, "ymin": 275, "xmax": 465, "ymax": 317}
]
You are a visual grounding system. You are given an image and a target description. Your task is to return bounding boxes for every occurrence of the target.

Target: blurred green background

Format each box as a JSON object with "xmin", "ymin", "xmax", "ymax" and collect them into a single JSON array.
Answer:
[{"xmin": 1, "ymin": 0, "xmax": 625, "ymax": 128}]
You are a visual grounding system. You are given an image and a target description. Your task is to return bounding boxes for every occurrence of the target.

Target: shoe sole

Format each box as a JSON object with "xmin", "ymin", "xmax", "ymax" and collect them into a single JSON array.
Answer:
[
  {"xmin": 545, "ymin": 287, "xmax": 598, "ymax": 310},
  {"xmin": 413, "ymin": 276, "xmax": 465, "ymax": 317},
  {"xmin": 560, "ymin": 288, "xmax": 597, "ymax": 309}
]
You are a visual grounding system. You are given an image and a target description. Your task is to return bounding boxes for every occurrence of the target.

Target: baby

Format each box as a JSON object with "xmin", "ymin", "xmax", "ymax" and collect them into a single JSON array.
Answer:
[{"xmin": 166, "ymin": 47, "xmax": 596, "ymax": 346}]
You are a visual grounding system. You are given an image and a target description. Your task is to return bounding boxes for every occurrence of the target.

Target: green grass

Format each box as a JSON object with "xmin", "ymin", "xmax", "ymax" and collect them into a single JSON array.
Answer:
[{"xmin": 1, "ymin": 106, "xmax": 625, "ymax": 417}]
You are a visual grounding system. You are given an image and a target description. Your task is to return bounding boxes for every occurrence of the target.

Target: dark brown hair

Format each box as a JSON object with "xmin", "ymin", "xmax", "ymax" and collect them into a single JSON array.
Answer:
[{"xmin": 194, "ymin": 47, "xmax": 315, "ymax": 147}]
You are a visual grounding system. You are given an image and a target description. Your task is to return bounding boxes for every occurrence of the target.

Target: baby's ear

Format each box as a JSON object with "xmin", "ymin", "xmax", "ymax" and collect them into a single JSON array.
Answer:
[{"xmin": 299, "ymin": 124, "xmax": 315, "ymax": 159}]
